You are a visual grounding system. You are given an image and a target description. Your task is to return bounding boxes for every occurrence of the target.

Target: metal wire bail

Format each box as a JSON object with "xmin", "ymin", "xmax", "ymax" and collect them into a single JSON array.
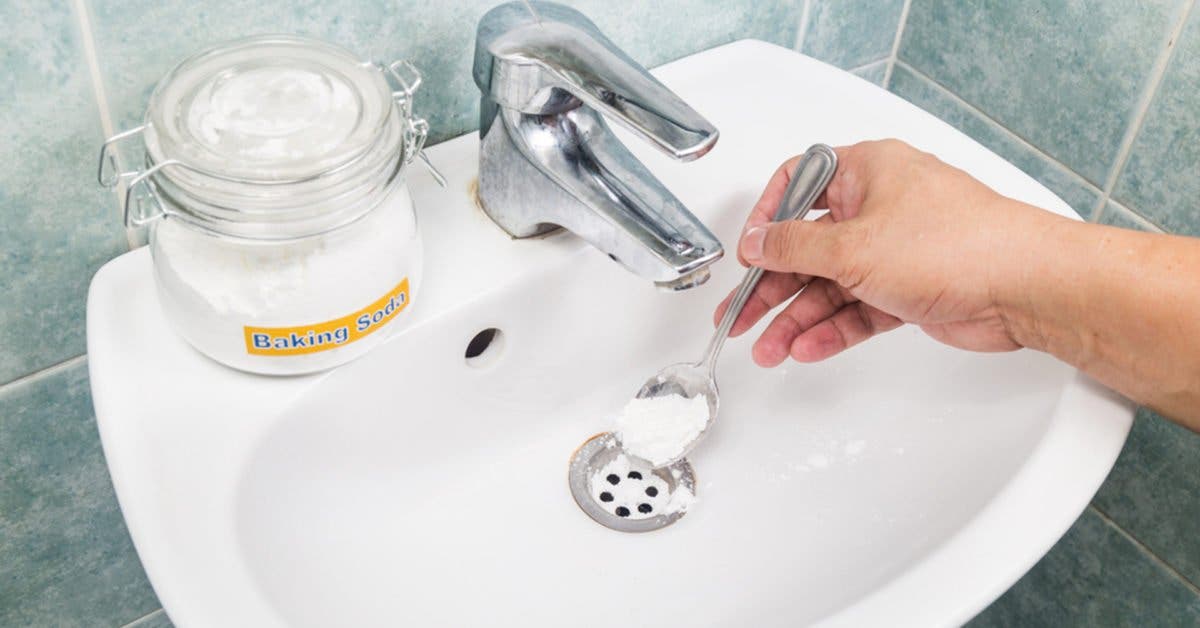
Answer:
[
  {"xmin": 97, "ymin": 125, "xmax": 148, "ymax": 187},
  {"xmin": 99, "ymin": 124, "xmax": 173, "ymax": 227},
  {"xmin": 383, "ymin": 58, "xmax": 445, "ymax": 187},
  {"xmin": 384, "ymin": 59, "xmax": 422, "ymax": 118},
  {"xmin": 122, "ymin": 160, "xmax": 178, "ymax": 228}
]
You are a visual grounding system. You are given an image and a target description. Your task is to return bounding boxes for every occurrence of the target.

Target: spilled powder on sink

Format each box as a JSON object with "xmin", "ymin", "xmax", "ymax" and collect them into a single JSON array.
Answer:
[
  {"xmin": 614, "ymin": 393, "xmax": 709, "ymax": 467},
  {"xmin": 665, "ymin": 483, "xmax": 695, "ymax": 513}
]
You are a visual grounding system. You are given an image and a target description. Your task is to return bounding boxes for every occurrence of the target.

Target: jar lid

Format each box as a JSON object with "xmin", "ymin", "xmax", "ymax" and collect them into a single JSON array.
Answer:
[
  {"xmin": 98, "ymin": 35, "xmax": 433, "ymax": 239},
  {"xmin": 144, "ymin": 35, "xmax": 394, "ymax": 183}
]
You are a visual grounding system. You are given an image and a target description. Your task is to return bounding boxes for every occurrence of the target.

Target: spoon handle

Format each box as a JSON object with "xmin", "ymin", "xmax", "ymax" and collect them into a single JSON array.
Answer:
[{"xmin": 699, "ymin": 144, "xmax": 839, "ymax": 374}]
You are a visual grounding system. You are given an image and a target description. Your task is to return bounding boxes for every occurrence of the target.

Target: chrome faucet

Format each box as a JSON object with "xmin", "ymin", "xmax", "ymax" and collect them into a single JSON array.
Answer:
[{"xmin": 472, "ymin": 1, "xmax": 723, "ymax": 289}]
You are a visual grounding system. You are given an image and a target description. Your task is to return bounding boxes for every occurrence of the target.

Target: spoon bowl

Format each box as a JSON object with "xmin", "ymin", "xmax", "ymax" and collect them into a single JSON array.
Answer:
[{"xmin": 630, "ymin": 361, "xmax": 720, "ymax": 464}]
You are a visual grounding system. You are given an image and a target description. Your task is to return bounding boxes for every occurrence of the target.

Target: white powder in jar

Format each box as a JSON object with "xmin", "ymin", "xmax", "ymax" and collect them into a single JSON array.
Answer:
[
  {"xmin": 614, "ymin": 393, "xmax": 710, "ymax": 467},
  {"xmin": 150, "ymin": 186, "xmax": 420, "ymax": 374},
  {"xmin": 186, "ymin": 65, "xmax": 359, "ymax": 164}
]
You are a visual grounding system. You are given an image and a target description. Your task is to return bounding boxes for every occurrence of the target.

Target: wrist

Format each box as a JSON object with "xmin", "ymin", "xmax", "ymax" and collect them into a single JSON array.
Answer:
[{"xmin": 989, "ymin": 200, "xmax": 1080, "ymax": 355}]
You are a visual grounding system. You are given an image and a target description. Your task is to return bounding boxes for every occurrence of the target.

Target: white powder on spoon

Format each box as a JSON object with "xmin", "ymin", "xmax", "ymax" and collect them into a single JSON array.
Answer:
[{"xmin": 614, "ymin": 393, "xmax": 710, "ymax": 467}]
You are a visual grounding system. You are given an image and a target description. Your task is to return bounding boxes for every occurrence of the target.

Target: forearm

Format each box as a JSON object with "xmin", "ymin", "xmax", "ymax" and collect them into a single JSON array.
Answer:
[{"xmin": 999, "ymin": 206, "xmax": 1200, "ymax": 429}]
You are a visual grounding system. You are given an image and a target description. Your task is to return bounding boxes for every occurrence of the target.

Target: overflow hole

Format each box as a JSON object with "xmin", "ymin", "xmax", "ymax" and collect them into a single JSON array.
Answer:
[{"xmin": 464, "ymin": 328, "xmax": 504, "ymax": 368}]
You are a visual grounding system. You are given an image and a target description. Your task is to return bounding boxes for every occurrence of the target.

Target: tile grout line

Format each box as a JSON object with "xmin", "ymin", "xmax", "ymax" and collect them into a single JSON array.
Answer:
[
  {"xmin": 71, "ymin": 0, "xmax": 114, "ymax": 144},
  {"xmin": 1090, "ymin": 504, "xmax": 1200, "ymax": 596},
  {"xmin": 1108, "ymin": 198, "xmax": 1167, "ymax": 233},
  {"xmin": 793, "ymin": 0, "xmax": 812, "ymax": 52},
  {"xmin": 1099, "ymin": 198, "xmax": 1166, "ymax": 231},
  {"xmin": 0, "ymin": 354, "xmax": 88, "ymax": 393},
  {"xmin": 881, "ymin": 0, "xmax": 913, "ymax": 88},
  {"xmin": 846, "ymin": 57, "xmax": 890, "ymax": 75},
  {"xmin": 70, "ymin": 0, "xmax": 138, "ymax": 251},
  {"xmin": 895, "ymin": 60, "xmax": 1105, "ymax": 198},
  {"xmin": 1088, "ymin": 0, "xmax": 1196, "ymax": 222},
  {"xmin": 120, "ymin": 608, "xmax": 166, "ymax": 628}
]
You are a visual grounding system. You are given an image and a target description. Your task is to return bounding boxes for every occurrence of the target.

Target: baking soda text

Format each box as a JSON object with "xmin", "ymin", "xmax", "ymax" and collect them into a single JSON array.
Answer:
[{"xmin": 243, "ymin": 278, "xmax": 410, "ymax": 356}]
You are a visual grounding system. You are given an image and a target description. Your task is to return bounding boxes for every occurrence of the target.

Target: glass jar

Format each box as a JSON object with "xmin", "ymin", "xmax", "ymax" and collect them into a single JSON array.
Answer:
[{"xmin": 99, "ymin": 35, "xmax": 430, "ymax": 375}]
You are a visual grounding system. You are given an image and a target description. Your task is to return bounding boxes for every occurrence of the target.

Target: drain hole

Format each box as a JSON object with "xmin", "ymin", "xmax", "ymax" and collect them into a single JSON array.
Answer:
[
  {"xmin": 464, "ymin": 328, "xmax": 504, "ymax": 367},
  {"xmin": 567, "ymin": 433, "xmax": 696, "ymax": 533}
]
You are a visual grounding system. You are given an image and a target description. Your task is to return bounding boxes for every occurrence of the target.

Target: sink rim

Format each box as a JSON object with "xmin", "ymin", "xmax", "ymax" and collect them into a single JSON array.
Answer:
[
  {"xmin": 86, "ymin": 39, "xmax": 1135, "ymax": 628},
  {"xmin": 823, "ymin": 371, "xmax": 1131, "ymax": 626}
]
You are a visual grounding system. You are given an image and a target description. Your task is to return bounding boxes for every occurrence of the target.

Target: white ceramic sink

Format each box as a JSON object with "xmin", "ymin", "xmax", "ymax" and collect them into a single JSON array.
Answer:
[{"xmin": 88, "ymin": 40, "xmax": 1134, "ymax": 627}]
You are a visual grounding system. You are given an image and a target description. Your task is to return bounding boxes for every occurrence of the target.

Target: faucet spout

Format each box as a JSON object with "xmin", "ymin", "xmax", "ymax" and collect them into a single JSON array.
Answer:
[{"xmin": 472, "ymin": 1, "xmax": 723, "ymax": 286}]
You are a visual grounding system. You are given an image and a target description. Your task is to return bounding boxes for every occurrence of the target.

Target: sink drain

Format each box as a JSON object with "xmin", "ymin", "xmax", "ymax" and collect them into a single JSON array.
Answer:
[{"xmin": 568, "ymin": 432, "xmax": 696, "ymax": 533}]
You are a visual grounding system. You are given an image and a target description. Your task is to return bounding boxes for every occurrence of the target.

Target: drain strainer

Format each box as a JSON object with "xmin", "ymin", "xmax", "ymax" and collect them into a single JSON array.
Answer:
[{"xmin": 568, "ymin": 432, "xmax": 696, "ymax": 532}]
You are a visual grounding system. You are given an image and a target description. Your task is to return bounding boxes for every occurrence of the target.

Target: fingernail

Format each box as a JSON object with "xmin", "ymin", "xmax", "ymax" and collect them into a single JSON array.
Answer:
[{"xmin": 741, "ymin": 226, "xmax": 767, "ymax": 262}]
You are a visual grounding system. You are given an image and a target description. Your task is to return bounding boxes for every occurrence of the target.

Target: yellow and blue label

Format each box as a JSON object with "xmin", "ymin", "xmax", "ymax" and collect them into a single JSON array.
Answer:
[{"xmin": 243, "ymin": 278, "xmax": 410, "ymax": 356}]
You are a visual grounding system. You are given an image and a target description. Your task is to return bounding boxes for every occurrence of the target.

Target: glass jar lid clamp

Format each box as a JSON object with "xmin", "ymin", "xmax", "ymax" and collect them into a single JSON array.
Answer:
[{"xmin": 98, "ymin": 45, "xmax": 446, "ymax": 229}]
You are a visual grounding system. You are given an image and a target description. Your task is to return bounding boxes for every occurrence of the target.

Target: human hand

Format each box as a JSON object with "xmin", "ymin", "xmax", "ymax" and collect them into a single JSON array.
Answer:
[{"xmin": 714, "ymin": 139, "xmax": 1063, "ymax": 367}]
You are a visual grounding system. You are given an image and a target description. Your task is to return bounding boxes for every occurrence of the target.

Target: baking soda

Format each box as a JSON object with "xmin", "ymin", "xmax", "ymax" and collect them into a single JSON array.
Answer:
[
  {"xmin": 614, "ymin": 393, "xmax": 709, "ymax": 467},
  {"xmin": 151, "ymin": 189, "xmax": 419, "ymax": 373}
]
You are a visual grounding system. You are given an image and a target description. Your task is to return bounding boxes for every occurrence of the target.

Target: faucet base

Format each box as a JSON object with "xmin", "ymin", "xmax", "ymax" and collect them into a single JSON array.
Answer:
[{"xmin": 477, "ymin": 104, "xmax": 723, "ymax": 285}]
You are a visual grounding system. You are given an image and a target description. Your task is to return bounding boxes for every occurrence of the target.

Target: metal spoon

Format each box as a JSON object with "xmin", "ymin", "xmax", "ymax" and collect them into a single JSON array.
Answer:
[{"xmin": 623, "ymin": 143, "xmax": 839, "ymax": 467}]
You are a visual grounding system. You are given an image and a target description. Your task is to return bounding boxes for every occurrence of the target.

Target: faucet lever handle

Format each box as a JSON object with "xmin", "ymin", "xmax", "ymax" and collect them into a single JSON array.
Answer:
[{"xmin": 474, "ymin": 1, "xmax": 719, "ymax": 161}]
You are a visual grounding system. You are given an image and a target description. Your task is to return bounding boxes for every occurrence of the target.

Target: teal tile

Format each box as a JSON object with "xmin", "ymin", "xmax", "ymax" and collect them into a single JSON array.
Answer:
[
  {"xmin": 968, "ymin": 508, "xmax": 1200, "ymax": 627},
  {"xmin": 0, "ymin": 362, "xmax": 159, "ymax": 626},
  {"xmin": 90, "ymin": 0, "xmax": 801, "ymax": 146},
  {"xmin": 898, "ymin": 0, "xmax": 1186, "ymax": 186},
  {"xmin": 0, "ymin": 1, "xmax": 129, "ymax": 384},
  {"xmin": 1097, "ymin": 201, "xmax": 1163, "ymax": 232},
  {"xmin": 124, "ymin": 609, "xmax": 173, "ymax": 628},
  {"xmin": 889, "ymin": 65, "xmax": 1100, "ymax": 219},
  {"xmin": 1113, "ymin": 8, "xmax": 1200, "ymax": 236},
  {"xmin": 851, "ymin": 59, "xmax": 888, "ymax": 86},
  {"xmin": 1094, "ymin": 407, "xmax": 1200, "ymax": 587},
  {"xmin": 574, "ymin": 0, "xmax": 802, "ymax": 69},
  {"xmin": 801, "ymin": 0, "xmax": 905, "ymax": 69}
]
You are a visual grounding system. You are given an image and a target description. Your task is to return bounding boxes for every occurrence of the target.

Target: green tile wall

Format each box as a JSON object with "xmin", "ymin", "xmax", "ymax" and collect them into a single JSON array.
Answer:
[
  {"xmin": 0, "ymin": 361, "xmax": 159, "ymax": 627},
  {"xmin": 887, "ymin": 64, "xmax": 1101, "ymax": 218},
  {"xmin": 1094, "ymin": 409, "xmax": 1200, "ymax": 586},
  {"xmin": 1114, "ymin": 6, "xmax": 1200, "ymax": 236},
  {"xmin": 0, "ymin": 1, "xmax": 128, "ymax": 386},
  {"xmin": 967, "ymin": 508, "xmax": 1200, "ymax": 628},
  {"xmin": 799, "ymin": 0, "xmax": 906, "ymax": 71},
  {"xmin": 899, "ymin": 0, "xmax": 1185, "ymax": 186}
]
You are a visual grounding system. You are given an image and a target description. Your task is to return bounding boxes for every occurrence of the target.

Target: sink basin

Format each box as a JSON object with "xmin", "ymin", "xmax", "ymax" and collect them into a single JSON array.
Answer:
[{"xmin": 88, "ymin": 40, "xmax": 1134, "ymax": 627}]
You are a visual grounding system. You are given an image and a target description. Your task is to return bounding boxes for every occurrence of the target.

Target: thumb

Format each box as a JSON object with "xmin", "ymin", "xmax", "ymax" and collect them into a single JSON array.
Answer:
[{"xmin": 739, "ymin": 219, "xmax": 851, "ymax": 278}]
